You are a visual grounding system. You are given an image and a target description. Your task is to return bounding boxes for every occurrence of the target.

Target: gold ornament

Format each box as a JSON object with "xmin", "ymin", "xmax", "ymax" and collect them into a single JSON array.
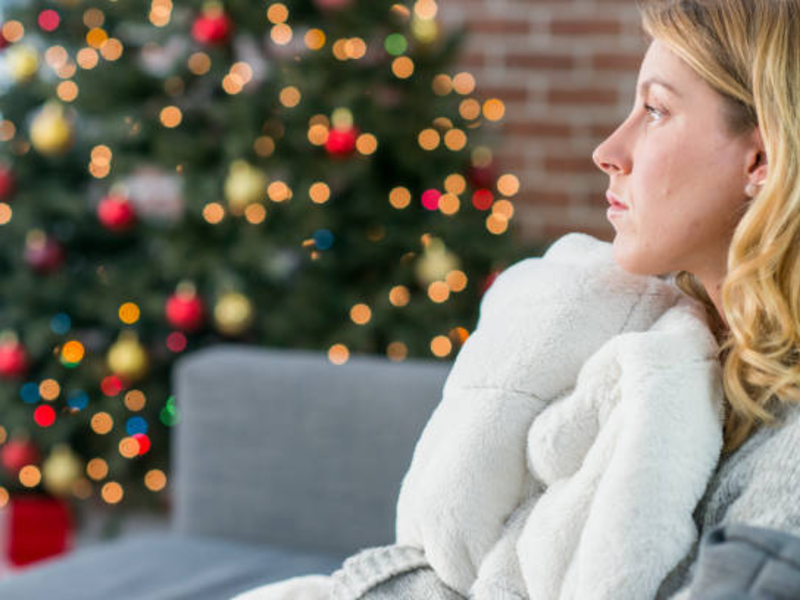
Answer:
[
  {"xmin": 415, "ymin": 237, "xmax": 461, "ymax": 286},
  {"xmin": 224, "ymin": 160, "xmax": 268, "ymax": 215},
  {"xmin": 411, "ymin": 16, "xmax": 439, "ymax": 44},
  {"xmin": 30, "ymin": 103, "xmax": 74, "ymax": 156},
  {"xmin": 107, "ymin": 330, "xmax": 150, "ymax": 383},
  {"xmin": 8, "ymin": 45, "xmax": 39, "ymax": 83},
  {"xmin": 214, "ymin": 291, "xmax": 255, "ymax": 336},
  {"xmin": 42, "ymin": 444, "xmax": 84, "ymax": 497}
]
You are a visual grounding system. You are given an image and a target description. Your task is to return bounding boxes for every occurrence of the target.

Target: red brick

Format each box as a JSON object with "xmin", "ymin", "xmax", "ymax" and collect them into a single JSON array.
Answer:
[
  {"xmin": 544, "ymin": 155, "xmax": 598, "ymax": 174},
  {"xmin": 548, "ymin": 87, "xmax": 618, "ymax": 105},
  {"xmin": 494, "ymin": 152, "xmax": 526, "ymax": 170},
  {"xmin": 550, "ymin": 19, "xmax": 622, "ymax": 36},
  {"xmin": 591, "ymin": 52, "xmax": 641, "ymax": 71},
  {"xmin": 575, "ymin": 190, "xmax": 612, "ymax": 207},
  {"xmin": 478, "ymin": 85, "xmax": 528, "ymax": 102},
  {"xmin": 505, "ymin": 52, "xmax": 575, "ymax": 70},
  {"xmin": 502, "ymin": 120, "xmax": 572, "ymax": 138},
  {"xmin": 517, "ymin": 190, "xmax": 572, "ymax": 205},
  {"xmin": 458, "ymin": 52, "xmax": 485, "ymax": 68},
  {"xmin": 465, "ymin": 18, "xmax": 531, "ymax": 35}
]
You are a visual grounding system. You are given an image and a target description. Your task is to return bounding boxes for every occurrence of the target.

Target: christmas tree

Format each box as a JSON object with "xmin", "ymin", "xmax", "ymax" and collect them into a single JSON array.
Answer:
[{"xmin": 0, "ymin": 0, "xmax": 533, "ymax": 521}]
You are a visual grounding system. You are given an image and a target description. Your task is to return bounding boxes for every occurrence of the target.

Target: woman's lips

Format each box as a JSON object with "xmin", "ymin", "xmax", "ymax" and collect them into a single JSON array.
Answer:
[
  {"xmin": 606, "ymin": 191, "xmax": 629, "ymax": 220},
  {"xmin": 606, "ymin": 190, "xmax": 629, "ymax": 208}
]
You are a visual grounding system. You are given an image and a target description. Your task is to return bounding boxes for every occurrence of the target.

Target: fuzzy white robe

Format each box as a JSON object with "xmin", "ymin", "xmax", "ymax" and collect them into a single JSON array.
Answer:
[{"xmin": 231, "ymin": 232, "xmax": 725, "ymax": 600}]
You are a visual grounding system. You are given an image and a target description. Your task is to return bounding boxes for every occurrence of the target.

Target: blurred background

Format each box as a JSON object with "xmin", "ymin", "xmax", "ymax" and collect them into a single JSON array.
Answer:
[{"xmin": 0, "ymin": 0, "xmax": 645, "ymax": 577}]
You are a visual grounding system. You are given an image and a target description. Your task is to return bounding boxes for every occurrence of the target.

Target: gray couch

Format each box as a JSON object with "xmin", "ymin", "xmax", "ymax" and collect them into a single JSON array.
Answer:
[
  {"xmin": 0, "ymin": 344, "xmax": 451, "ymax": 599},
  {"xmin": 2, "ymin": 344, "xmax": 800, "ymax": 600}
]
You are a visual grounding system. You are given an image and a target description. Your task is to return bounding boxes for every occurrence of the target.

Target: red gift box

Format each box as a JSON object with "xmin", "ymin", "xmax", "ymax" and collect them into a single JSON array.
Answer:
[{"xmin": 5, "ymin": 494, "xmax": 74, "ymax": 568}]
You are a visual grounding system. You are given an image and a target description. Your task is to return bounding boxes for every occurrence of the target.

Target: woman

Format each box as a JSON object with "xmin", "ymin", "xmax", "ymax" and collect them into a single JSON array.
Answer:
[{"xmin": 234, "ymin": 0, "xmax": 800, "ymax": 598}]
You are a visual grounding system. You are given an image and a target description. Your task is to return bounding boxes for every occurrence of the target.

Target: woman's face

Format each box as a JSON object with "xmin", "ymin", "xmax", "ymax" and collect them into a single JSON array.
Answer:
[{"xmin": 592, "ymin": 39, "xmax": 762, "ymax": 280}]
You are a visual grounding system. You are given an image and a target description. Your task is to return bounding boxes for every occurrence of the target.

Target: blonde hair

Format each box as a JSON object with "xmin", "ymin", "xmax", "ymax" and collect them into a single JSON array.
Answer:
[{"xmin": 636, "ymin": 0, "xmax": 800, "ymax": 457}]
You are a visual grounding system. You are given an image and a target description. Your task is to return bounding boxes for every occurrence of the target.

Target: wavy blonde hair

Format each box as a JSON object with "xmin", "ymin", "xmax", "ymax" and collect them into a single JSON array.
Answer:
[{"xmin": 636, "ymin": 0, "xmax": 800, "ymax": 457}]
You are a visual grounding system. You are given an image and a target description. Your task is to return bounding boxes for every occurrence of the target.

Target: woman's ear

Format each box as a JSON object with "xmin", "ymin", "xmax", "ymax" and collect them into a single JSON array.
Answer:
[{"xmin": 748, "ymin": 126, "xmax": 768, "ymax": 184}]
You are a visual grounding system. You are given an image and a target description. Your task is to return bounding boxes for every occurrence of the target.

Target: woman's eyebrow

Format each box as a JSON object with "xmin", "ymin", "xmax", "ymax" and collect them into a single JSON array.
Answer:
[{"xmin": 638, "ymin": 77, "xmax": 683, "ymax": 99}]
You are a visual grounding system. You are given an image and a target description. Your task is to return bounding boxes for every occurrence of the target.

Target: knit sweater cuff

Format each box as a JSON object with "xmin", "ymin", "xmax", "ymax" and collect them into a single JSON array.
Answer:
[{"xmin": 330, "ymin": 544, "xmax": 430, "ymax": 600}]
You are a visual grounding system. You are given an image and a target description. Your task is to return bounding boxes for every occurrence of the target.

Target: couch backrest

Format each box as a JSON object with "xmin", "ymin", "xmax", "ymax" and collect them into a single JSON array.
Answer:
[{"xmin": 170, "ymin": 344, "xmax": 451, "ymax": 558}]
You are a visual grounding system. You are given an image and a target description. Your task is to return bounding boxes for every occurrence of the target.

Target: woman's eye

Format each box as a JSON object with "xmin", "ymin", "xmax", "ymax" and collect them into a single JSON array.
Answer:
[{"xmin": 644, "ymin": 103, "xmax": 664, "ymax": 122}]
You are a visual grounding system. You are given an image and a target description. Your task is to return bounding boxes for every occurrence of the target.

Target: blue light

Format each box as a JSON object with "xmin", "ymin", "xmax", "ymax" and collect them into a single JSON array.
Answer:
[
  {"xmin": 50, "ymin": 313, "xmax": 71, "ymax": 335},
  {"xmin": 20, "ymin": 382, "xmax": 40, "ymax": 404},
  {"xmin": 126, "ymin": 416, "xmax": 148, "ymax": 435},
  {"xmin": 67, "ymin": 390, "xmax": 89, "ymax": 411},
  {"xmin": 313, "ymin": 228, "xmax": 334, "ymax": 250}
]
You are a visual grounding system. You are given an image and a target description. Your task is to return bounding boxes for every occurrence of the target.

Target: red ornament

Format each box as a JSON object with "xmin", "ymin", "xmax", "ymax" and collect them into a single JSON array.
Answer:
[
  {"xmin": 6, "ymin": 494, "xmax": 74, "ymax": 567},
  {"xmin": 0, "ymin": 33, "xmax": 8, "ymax": 51},
  {"xmin": 101, "ymin": 374, "xmax": 126, "ymax": 397},
  {"xmin": 480, "ymin": 269, "xmax": 502, "ymax": 297},
  {"xmin": 37, "ymin": 10, "xmax": 61, "ymax": 32},
  {"xmin": 97, "ymin": 194, "xmax": 137, "ymax": 232},
  {"xmin": 1, "ymin": 438, "xmax": 41, "ymax": 476},
  {"xmin": 24, "ymin": 234, "xmax": 65, "ymax": 274},
  {"xmin": 191, "ymin": 10, "xmax": 233, "ymax": 46},
  {"xmin": 325, "ymin": 126, "xmax": 359, "ymax": 157},
  {"xmin": 0, "ymin": 339, "xmax": 29, "ymax": 380},
  {"xmin": 33, "ymin": 405, "xmax": 56, "ymax": 428},
  {"xmin": 314, "ymin": 0, "xmax": 354, "ymax": 10},
  {"xmin": 472, "ymin": 189, "xmax": 494, "ymax": 211},
  {"xmin": 466, "ymin": 163, "xmax": 497, "ymax": 190},
  {"xmin": 133, "ymin": 433, "xmax": 151, "ymax": 455},
  {"xmin": 0, "ymin": 165, "xmax": 16, "ymax": 201},
  {"xmin": 165, "ymin": 288, "xmax": 206, "ymax": 332}
]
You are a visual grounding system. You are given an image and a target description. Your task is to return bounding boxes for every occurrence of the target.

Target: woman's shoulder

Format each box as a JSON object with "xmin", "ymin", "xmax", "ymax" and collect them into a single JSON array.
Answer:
[{"xmin": 700, "ymin": 400, "xmax": 800, "ymax": 532}]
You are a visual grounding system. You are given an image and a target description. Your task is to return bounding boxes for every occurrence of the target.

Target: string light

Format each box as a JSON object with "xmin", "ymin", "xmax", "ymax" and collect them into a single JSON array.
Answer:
[
  {"xmin": 91, "ymin": 411, "xmax": 114, "ymax": 434},
  {"xmin": 86, "ymin": 458, "xmax": 108, "ymax": 480},
  {"xmin": 202, "ymin": 202, "xmax": 225, "ymax": 224},
  {"xmin": 160, "ymin": 106, "xmax": 182, "ymax": 128},
  {"xmin": 270, "ymin": 23, "xmax": 292, "ymax": 45},
  {"xmin": 389, "ymin": 285, "xmax": 410, "ymax": 307},
  {"xmin": 0, "ymin": 204, "xmax": 11, "ymax": 225},
  {"xmin": 386, "ymin": 341, "xmax": 408, "ymax": 361},
  {"xmin": 267, "ymin": 3, "xmax": 289, "ymax": 24},
  {"xmin": 101, "ymin": 481, "xmax": 124, "ymax": 504},
  {"xmin": 144, "ymin": 469, "xmax": 167, "ymax": 491},
  {"xmin": 39, "ymin": 378, "xmax": 62, "ymax": 398},
  {"xmin": 389, "ymin": 187, "xmax": 412, "ymax": 209},
  {"xmin": 19, "ymin": 465, "xmax": 42, "ymax": 487},
  {"xmin": 124, "ymin": 390, "xmax": 147, "ymax": 411},
  {"xmin": 392, "ymin": 56, "xmax": 414, "ymax": 79},
  {"xmin": 350, "ymin": 304, "xmax": 372, "ymax": 325},
  {"xmin": 328, "ymin": 344, "xmax": 349, "ymax": 365},
  {"xmin": 309, "ymin": 182, "xmax": 330, "ymax": 204},
  {"xmin": 438, "ymin": 193, "xmax": 460, "ymax": 215},
  {"xmin": 497, "ymin": 174, "xmax": 520, "ymax": 196},
  {"xmin": 118, "ymin": 301, "xmax": 140, "ymax": 324},
  {"xmin": 482, "ymin": 98, "xmax": 505, "ymax": 121},
  {"xmin": 0, "ymin": 120, "xmax": 16, "ymax": 141},
  {"xmin": 188, "ymin": 52, "xmax": 211, "ymax": 75},
  {"xmin": 304, "ymin": 29, "xmax": 325, "ymax": 50},
  {"xmin": 452, "ymin": 72, "xmax": 476, "ymax": 95},
  {"xmin": 430, "ymin": 334, "xmax": 452, "ymax": 357}
]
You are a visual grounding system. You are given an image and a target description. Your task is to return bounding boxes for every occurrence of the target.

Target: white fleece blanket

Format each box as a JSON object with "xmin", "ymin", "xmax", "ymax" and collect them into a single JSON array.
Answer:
[
  {"xmin": 511, "ymin": 294, "xmax": 724, "ymax": 599},
  {"xmin": 230, "ymin": 232, "xmax": 725, "ymax": 600}
]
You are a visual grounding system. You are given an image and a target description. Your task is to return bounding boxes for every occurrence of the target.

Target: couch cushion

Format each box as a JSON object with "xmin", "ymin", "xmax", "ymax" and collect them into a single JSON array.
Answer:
[{"xmin": 0, "ymin": 531, "xmax": 346, "ymax": 600}]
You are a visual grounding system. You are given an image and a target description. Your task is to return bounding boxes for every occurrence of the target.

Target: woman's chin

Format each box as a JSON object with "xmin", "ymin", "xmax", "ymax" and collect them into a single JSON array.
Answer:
[{"xmin": 610, "ymin": 238, "xmax": 653, "ymax": 276}]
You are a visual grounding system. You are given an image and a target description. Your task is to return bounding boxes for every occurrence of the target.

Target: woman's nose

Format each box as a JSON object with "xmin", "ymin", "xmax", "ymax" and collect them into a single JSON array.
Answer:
[
  {"xmin": 592, "ymin": 141, "xmax": 615, "ymax": 174},
  {"xmin": 592, "ymin": 130, "xmax": 628, "ymax": 176}
]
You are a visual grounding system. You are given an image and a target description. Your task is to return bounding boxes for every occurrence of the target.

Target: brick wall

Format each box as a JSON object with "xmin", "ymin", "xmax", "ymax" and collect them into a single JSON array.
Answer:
[{"xmin": 437, "ymin": 0, "xmax": 647, "ymax": 247}]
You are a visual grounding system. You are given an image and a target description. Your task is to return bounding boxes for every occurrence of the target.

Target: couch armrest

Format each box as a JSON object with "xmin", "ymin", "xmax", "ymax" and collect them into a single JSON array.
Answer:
[{"xmin": 169, "ymin": 344, "xmax": 451, "ymax": 558}]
